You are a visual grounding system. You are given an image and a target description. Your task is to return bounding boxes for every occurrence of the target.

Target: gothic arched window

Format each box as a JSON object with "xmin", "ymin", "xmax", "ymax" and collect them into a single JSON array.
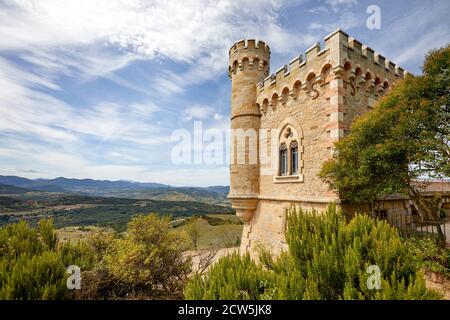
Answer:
[{"xmin": 275, "ymin": 124, "xmax": 303, "ymax": 183}]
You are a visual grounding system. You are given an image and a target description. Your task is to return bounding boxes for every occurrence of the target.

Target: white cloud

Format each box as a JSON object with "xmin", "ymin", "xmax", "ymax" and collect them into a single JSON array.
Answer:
[
  {"xmin": 0, "ymin": 0, "xmax": 309, "ymax": 135},
  {"xmin": 0, "ymin": 0, "xmax": 304, "ymax": 60},
  {"xmin": 0, "ymin": 55, "xmax": 168, "ymax": 147},
  {"xmin": 136, "ymin": 167, "xmax": 230, "ymax": 187},
  {"xmin": 305, "ymin": 6, "xmax": 329, "ymax": 14},
  {"xmin": 183, "ymin": 105, "xmax": 222, "ymax": 121},
  {"xmin": 393, "ymin": 27, "xmax": 448, "ymax": 66},
  {"xmin": 108, "ymin": 152, "xmax": 140, "ymax": 162},
  {"xmin": 307, "ymin": 0, "xmax": 357, "ymax": 16},
  {"xmin": 0, "ymin": 137, "xmax": 229, "ymax": 186},
  {"xmin": 325, "ymin": 0, "xmax": 357, "ymax": 7},
  {"xmin": 153, "ymin": 73, "xmax": 186, "ymax": 95},
  {"xmin": 0, "ymin": 131, "xmax": 175, "ymax": 183},
  {"xmin": 308, "ymin": 11, "xmax": 360, "ymax": 32},
  {"xmin": 1, "ymin": 1, "xmax": 318, "ymax": 97}
]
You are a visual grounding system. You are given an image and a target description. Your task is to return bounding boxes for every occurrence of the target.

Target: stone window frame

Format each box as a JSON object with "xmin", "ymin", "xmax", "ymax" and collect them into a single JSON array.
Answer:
[{"xmin": 274, "ymin": 120, "xmax": 304, "ymax": 184}]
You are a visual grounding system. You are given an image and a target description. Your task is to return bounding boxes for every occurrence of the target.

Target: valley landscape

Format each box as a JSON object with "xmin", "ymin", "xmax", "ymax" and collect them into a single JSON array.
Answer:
[{"xmin": 0, "ymin": 175, "xmax": 235, "ymax": 237}]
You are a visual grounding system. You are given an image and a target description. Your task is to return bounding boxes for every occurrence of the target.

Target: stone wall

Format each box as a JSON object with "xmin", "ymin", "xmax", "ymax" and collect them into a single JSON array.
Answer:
[{"xmin": 240, "ymin": 199, "xmax": 329, "ymax": 256}]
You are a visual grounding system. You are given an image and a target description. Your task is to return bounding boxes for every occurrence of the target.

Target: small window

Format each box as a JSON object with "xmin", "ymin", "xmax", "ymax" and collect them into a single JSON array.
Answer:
[
  {"xmin": 291, "ymin": 141, "xmax": 298, "ymax": 175},
  {"xmin": 279, "ymin": 143, "xmax": 288, "ymax": 176}
]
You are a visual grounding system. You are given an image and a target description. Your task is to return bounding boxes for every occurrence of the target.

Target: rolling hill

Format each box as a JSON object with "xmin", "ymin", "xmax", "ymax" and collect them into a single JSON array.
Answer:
[
  {"xmin": 0, "ymin": 175, "xmax": 230, "ymax": 204},
  {"xmin": 0, "ymin": 183, "xmax": 35, "ymax": 195},
  {"xmin": 0, "ymin": 175, "xmax": 168, "ymax": 191}
]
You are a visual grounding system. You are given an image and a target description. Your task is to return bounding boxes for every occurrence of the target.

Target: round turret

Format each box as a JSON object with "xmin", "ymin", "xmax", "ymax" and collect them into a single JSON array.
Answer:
[{"xmin": 228, "ymin": 39, "xmax": 270, "ymax": 223}]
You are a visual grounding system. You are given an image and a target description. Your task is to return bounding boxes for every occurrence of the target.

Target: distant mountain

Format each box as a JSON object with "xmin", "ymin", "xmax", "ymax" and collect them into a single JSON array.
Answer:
[
  {"xmin": 129, "ymin": 186, "xmax": 230, "ymax": 204},
  {"xmin": 204, "ymin": 186, "xmax": 229, "ymax": 196},
  {"xmin": 0, "ymin": 176, "xmax": 36, "ymax": 188},
  {"xmin": 50, "ymin": 177, "xmax": 169, "ymax": 190},
  {"xmin": 0, "ymin": 175, "xmax": 168, "ymax": 192},
  {"xmin": 0, "ymin": 176, "xmax": 230, "ymax": 205},
  {"xmin": 0, "ymin": 183, "xmax": 34, "ymax": 195}
]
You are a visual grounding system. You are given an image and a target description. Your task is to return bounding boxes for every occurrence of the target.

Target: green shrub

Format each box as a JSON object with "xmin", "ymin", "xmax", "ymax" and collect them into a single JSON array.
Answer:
[
  {"xmin": 0, "ymin": 251, "xmax": 67, "ymax": 299},
  {"xmin": 59, "ymin": 241, "xmax": 96, "ymax": 271},
  {"xmin": 184, "ymin": 253, "xmax": 277, "ymax": 300},
  {"xmin": 78, "ymin": 214, "xmax": 192, "ymax": 299},
  {"xmin": 184, "ymin": 205, "xmax": 441, "ymax": 300},
  {"xmin": 406, "ymin": 235, "xmax": 450, "ymax": 276},
  {"xmin": 0, "ymin": 219, "xmax": 97, "ymax": 300},
  {"xmin": 0, "ymin": 214, "xmax": 193, "ymax": 300}
]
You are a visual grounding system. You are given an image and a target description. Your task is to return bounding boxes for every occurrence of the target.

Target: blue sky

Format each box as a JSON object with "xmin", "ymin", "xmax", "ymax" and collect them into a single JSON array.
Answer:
[{"xmin": 0, "ymin": 0, "xmax": 449, "ymax": 186}]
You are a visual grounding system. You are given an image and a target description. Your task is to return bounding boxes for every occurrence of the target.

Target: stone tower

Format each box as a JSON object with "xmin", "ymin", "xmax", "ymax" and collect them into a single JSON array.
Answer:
[
  {"xmin": 228, "ymin": 30, "xmax": 409, "ymax": 256},
  {"xmin": 228, "ymin": 40, "xmax": 270, "ymax": 223}
]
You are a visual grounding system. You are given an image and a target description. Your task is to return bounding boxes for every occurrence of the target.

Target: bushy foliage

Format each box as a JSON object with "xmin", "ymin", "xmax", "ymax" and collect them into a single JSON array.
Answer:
[
  {"xmin": 77, "ymin": 214, "xmax": 192, "ymax": 299},
  {"xmin": 406, "ymin": 235, "xmax": 450, "ymax": 276},
  {"xmin": 0, "ymin": 219, "xmax": 94, "ymax": 299},
  {"xmin": 1, "ymin": 214, "xmax": 193, "ymax": 300},
  {"xmin": 184, "ymin": 205, "xmax": 441, "ymax": 300}
]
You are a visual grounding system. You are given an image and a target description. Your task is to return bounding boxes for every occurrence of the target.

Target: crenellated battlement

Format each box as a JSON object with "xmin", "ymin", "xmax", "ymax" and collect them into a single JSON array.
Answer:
[
  {"xmin": 229, "ymin": 39, "xmax": 271, "ymax": 56},
  {"xmin": 256, "ymin": 37, "xmax": 328, "ymax": 93},
  {"xmin": 254, "ymin": 29, "xmax": 408, "ymax": 114},
  {"xmin": 351, "ymin": 39, "xmax": 406, "ymax": 77},
  {"xmin": 325, "ymin": 29, "xmax": 408, "ymax": 78},
  {"xmin": 228, "ymin": 39, "xmax": 271, "ymax": 79}
]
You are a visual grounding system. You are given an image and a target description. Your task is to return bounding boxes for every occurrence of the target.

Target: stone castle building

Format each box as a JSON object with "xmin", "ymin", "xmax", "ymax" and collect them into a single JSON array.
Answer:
[{"xmin": 227, "ymin": 29, "xmax": 450, "ymax": 255}]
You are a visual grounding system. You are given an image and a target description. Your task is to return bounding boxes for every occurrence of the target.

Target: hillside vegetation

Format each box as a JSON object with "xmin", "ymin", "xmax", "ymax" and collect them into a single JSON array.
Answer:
[{"xmin": 0, "ymin": 195, "xmax": 234, "ymax": 231}]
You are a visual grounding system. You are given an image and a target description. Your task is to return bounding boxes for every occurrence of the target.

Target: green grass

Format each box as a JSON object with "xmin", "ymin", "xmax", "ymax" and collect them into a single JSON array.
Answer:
[
  {"xmin": 56, "ymin": 225, "xmax": 108, "ymax": 243},
  {"xmin": 175, "ymin": 216, "xmax": 243, "ymax": 249},
  {"xmin": 206, "ymin": 213, "xmax": 241, "ymax": 223}
]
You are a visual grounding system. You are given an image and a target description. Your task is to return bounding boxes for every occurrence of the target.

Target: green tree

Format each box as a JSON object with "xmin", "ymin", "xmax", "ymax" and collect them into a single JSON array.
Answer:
[
  {"xmin": 185, "ymin": 217, "xmax": 201, "ymax": 249},
  {"xmin": 319, "ymin": 45, "xmax": 450, "ymax": 242},
  {"xmin": 184, "ymin": 205, "xmax": 440, "ymax": 300},
  {"xmin": 79, "ymin": 214, "xmax": 192, "ymax": 299}
]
